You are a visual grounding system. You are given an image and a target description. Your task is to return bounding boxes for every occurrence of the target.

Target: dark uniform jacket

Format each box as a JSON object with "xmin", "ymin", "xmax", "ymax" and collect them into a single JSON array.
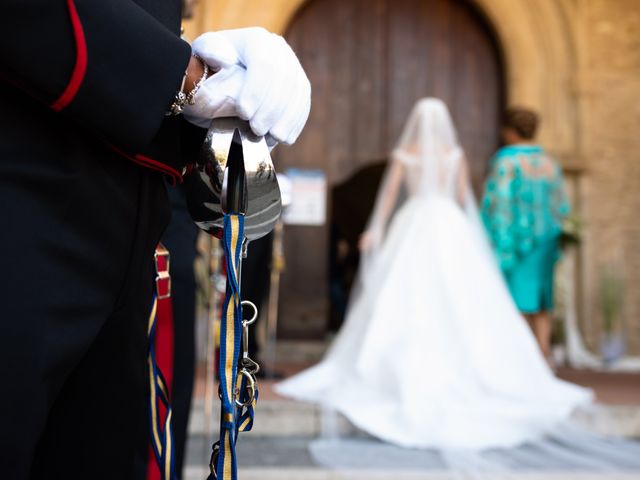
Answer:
[
  {"xmin": 0, "ymin": 2, "xmax": 206, "ymax": 478},
  {"xmin": 0, "ymin": 0, "xmax": 203, "ymax": 180}
]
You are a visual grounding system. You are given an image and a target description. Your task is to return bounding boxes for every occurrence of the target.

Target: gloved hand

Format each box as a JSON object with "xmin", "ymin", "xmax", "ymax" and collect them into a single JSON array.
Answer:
[{"xmin": 183, "ymin": 27, "xmax": 311, "ymax": 145}]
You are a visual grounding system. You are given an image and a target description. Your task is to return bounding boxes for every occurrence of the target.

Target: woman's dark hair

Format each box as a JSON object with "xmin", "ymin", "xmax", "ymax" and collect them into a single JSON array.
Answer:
[{"xmin": 503, "ymin": 107, "xmax": 539, "ymax": 140}]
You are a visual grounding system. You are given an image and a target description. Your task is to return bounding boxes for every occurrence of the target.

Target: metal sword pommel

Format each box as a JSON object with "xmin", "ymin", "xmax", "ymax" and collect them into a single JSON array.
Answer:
[{"xmin": 184, "ymin": 117, "xmax": 282, "ymax": 242}]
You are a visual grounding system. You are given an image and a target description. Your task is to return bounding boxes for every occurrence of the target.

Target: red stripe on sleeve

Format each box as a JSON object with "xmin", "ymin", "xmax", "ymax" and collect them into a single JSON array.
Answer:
[
  {"xmin": 51, "ymin": 0, "xmax": 88, "ymax": 111},
  {"xmin": 133, "ymin": 154, "xmax": 184, "ymax": 185},
  {"xmin": 106, "ymin": 142, "xmax": 184, "ymax": 184}
]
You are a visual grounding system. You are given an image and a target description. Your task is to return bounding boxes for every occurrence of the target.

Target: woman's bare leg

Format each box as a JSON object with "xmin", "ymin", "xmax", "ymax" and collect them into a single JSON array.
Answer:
[
  {"xmin": 524, "ymin": 313, "xmax": 536, "ymax": 338},
  {"xmin": 523, "ymin": 311, "xmax": 554, "ymax": 365},
  {"xmin": 534, "ymin": 311, "xmax": 553, "ymax": 359}
]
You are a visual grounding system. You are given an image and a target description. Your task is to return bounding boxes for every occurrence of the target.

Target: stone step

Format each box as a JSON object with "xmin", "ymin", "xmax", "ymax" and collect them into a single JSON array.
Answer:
[
  {"xmin": 184, "ymin": 435, "xmax": 640, "ymax": 480},
  {"xmin": 184, "ymin": 466, "xmax": 640, "ymax": 480},
  {"xmin": 188, "ymin": 398, "xmax": 640, "ymax": 439}
]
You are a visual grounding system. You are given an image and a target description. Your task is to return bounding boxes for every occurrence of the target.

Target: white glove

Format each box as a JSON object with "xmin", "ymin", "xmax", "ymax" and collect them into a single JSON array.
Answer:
[
  {"xmin": 182, "ymin": 63, "xmax": 246, "ymax": 129},
  {"xmin": 184, "ymin": 27, "xmax": 311, "ymax": 145}
]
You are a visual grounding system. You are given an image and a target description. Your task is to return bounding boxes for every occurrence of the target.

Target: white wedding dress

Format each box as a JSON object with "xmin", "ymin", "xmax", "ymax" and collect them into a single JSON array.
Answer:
[{"xmin": 276, "ymin": 98, "xmax": 592, "ymax": 450}]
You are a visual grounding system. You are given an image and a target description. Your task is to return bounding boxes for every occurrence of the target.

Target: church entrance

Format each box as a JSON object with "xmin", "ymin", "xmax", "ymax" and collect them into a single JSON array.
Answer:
[{"xmin": 274, "ymin": 0, "xmax": 504, "ymax": 339}]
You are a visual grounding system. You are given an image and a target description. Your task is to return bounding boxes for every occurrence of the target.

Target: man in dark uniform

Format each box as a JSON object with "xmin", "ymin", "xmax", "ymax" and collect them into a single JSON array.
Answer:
[{"xmin": 0, "ymin": 3, "xmax": 310, "ymax": 479}]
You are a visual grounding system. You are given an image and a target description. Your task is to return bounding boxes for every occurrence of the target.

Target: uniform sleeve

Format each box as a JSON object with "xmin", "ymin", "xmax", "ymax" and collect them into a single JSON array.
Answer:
[{"xmin": 0, "ymin": 0, "xmax": 191, "ymax": 151}]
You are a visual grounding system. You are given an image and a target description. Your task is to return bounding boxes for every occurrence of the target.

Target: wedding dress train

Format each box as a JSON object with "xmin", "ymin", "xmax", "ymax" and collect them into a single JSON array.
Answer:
[{"xmin": 276, "ymin": 98, "xmax": 591, "ymax": 450}]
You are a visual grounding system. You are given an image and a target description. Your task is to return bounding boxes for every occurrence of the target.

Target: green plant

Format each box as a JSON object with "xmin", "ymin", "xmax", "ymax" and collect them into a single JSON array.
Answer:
[
  {"xmin": 551, "ymin": 314, "xmax": 566, "ymax": 345},
  {"xmin": 600, "ymin": 267, "xmax": 624, "ymax": 335},
  {"xmin": 560, "ymin": 214, "xmax": 583, "ymax": 249}
]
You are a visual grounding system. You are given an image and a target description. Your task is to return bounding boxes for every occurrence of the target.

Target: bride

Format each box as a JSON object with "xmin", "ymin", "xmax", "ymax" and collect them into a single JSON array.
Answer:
[{"xmin": 276, "ymin": 98, "xmax": 592, "ymax": 450}]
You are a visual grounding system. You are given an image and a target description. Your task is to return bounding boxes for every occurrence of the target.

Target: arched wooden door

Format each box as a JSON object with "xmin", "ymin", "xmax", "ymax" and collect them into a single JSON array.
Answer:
[{"xmin": 275, "ymin": 0, "xmax": 504, "ymax": 339}]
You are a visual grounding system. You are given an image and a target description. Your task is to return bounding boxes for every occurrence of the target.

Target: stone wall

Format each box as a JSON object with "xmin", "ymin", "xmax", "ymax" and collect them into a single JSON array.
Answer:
[
  {"xmin": 184, "ymin": 0, "xmax": 640, "ymax": 353},
  {"xmin": 575, "ymin": 0, "xmax": 640, "ymax": 352}
]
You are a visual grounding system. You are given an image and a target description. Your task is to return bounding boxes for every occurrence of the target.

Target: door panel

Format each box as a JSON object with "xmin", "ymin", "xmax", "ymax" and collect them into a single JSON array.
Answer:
[{"xmin": 275, "ymin": 0, "xmax": 503, "ymax": 339}]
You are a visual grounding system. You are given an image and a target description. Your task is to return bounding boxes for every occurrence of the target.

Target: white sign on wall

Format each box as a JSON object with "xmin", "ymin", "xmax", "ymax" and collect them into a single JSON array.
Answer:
[{"xmin": 282, "ymin": 168, "xmax": 327, "ymax": 226}]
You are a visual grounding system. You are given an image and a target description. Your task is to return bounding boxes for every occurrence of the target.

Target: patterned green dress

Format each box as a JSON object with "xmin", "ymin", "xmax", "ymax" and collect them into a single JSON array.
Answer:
[{"xmin": 481, "ymin": 145, "xmax": 570, "ymax": 313}]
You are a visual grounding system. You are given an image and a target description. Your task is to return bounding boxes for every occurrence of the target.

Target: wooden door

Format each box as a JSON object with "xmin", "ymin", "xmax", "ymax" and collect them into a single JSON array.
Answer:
[{"xmin": 275, "ymin": 0, "xmax": 504, "ymax": 339}]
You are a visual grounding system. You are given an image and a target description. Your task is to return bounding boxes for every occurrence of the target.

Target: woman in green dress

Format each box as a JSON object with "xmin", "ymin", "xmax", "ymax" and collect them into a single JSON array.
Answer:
[{"xmin": 482, "ymin": 107, "xmax": 570, "ymax": 362}]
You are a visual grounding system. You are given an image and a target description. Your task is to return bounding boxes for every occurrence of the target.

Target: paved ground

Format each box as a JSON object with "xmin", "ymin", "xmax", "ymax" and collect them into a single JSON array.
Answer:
[
  {"xmin": 185, "ymin": 436, "xmax": 640, "ymax": 480},
  {"xmin": 182, "ymin": 345, "xmax": 640, "ymax": 480},
  {"xmin": 185, "ymin": 465, "xmax": 640, "ymax": 480},
  {"xmin": 184, "ymin": 435, "xmax": 640, "ymax": 480},
  {"xmin": 557, "ymin": 368, "xmax": 640, "ymax": 405}
]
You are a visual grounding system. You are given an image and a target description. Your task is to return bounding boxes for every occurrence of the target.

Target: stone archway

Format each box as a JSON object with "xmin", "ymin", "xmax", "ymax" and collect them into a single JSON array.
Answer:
[
  {"xmin": 185, "ymin": 0, "xmax": 585, "ymax": 335},
  {"xmin": 187, "ymin": 0, "xmax": 581, "ymax": 166},
  {"xmin": 185, "ymin": 0, "xmax": 614, "ymax": 349},
  {"xmin": 275, "ymin": 0, "xmax": 505, "ymax": 339},
  {"xmin": 182, "ymin": 0, "xmax": 640, "ymax": 358}
]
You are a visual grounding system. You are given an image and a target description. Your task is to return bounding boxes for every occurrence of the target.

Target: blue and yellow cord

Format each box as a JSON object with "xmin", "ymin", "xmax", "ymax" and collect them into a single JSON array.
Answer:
[{"xmin": 215, "ymin": 214, "xmax": 244, "ymax": 480}]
